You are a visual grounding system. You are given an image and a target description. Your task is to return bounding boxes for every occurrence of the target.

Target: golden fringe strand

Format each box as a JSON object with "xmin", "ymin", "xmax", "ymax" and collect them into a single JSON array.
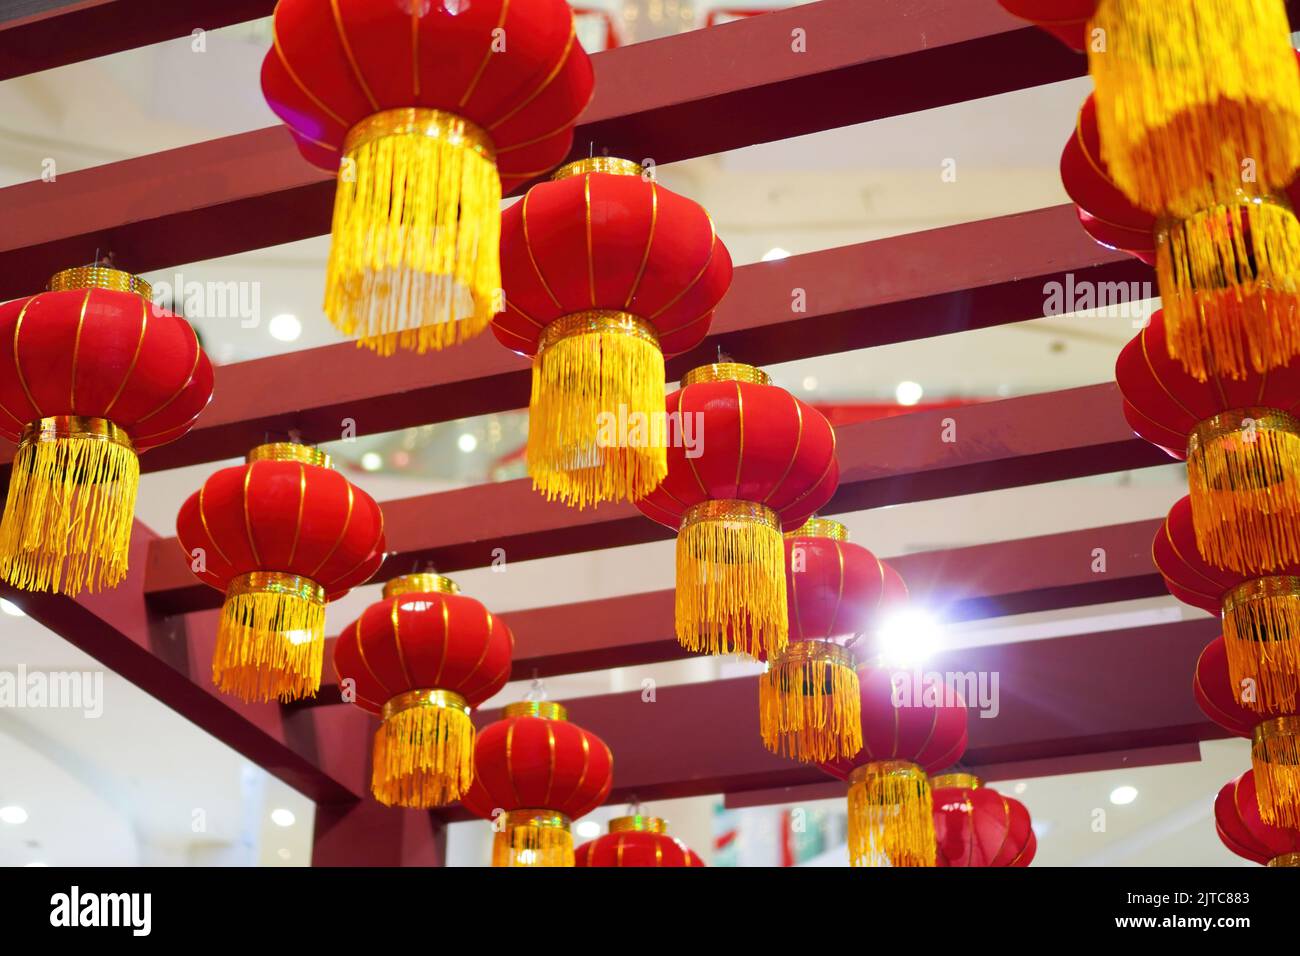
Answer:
[
  {"xmin": 759, "ymin": 642, "xmax": 862, "ymax": 763},
  {"xmin": 1222, "ymin": 577, "xmax": 1300, "ymax": 710},
  {"xmin": 493, "ymin": 811, "xmax": 573, "ymax": 867},
  {"xmin": 372, "ymin": 691, "xmax": 475, "ymax": 808},
  {"xmin": 212, "ymin": 572, "xmax": 326, "ymax": 703},
  {"xmin": 1253, "ymin": 718, "xmax": 1300, "ymax": 829},
  {"xmin": 847, "ymin": 761, "xmax": 936, "ymax": 868}
]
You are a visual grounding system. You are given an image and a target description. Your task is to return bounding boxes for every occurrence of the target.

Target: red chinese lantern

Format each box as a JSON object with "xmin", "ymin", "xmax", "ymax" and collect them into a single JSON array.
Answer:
[
  {"xmin": 0, "ymin": 267, "xmax": 213, "ymax": 595},
  {"xmin": 1116, "ymin": 308, "xmax": 1300, "ymax": 574},
  {"xmin": 461, "ymin": 699, "xmax": 613, "ymax": 867},
  {"xmin": 1195, "ymin": 635, "xmax": 1300, "ymax": 829},
  {"xmin": 575, "ymin": 812, "xmax": 703, "ymax": 867},
  {"xmin": 635, "ymin": 363, "xmax": 838, "ymax": 659},
  {"xmin": 334, "ymin": 573, "xmax": 512, "ymax": 808},
  {"xmin": 261, "ymin": 0, "xmax": 595, "ymax": 355},
  {"xmin": 996, "ymin": 0, "xmax": 1095, "ymax": 51},
  {"xmin": 1155, "ymin": 495, "xmax": 1300, "ymax": 710},
  {"xmin": 1216, "ymin": 770, "xmax": 1300, "ymax": 867},
  {"xmin": 494, "ymin": 157, "xmax": 732, "ymax": 509},
  {"xmin": 931, "ymin": 773, "xmax": 1037, "ymax": 867},
  {"xmin": 176, "ymin": 443, "xmax": 385, "ymax": 703},
  {"xmin": 759, "ymin": 516, "xmax": 908, "ymax": 763},
  {"xmin": 819, "ymin": 665, "xmax": 968, "ymax": 868}
]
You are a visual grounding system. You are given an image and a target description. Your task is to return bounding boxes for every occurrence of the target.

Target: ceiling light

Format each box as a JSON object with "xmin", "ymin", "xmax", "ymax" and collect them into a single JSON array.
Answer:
[
  {"xmin": 801, "ymin": 376, "xmax": 819, "ymax": 392},
  {"xmin": 1014, "ymin": 782, "xmax": 1027, "ymax": 795},
  {"xmin": 270, "ymin": 808, "xmax": 296, "ymax": 827},
  {"xmin": 1109, "ymin": 785, "xmax": 1138, "ymax": 806},
  {"xmin": 895, "ymin": 380, "xmax": 923, "ymax": 406},
  {"xmin": 360, "ymin": 452, "xmax": 383, "ymax": 472},
  {"xmin": 458, "ymin": 433, "xmax": 478, "ymax": 453},
  {"xmin": 575, "ymin": 820, "xmax": 602, "ymax": 839},
  {"xmin": 24, "ymin": 862, "xmax": 47, "ymax": 867},
  {"xmin": 762, "ymin": 247, "xmax": 791, "ymax": 262},
  {"xmin": 268, "ymin": 313, "xmax": 302, "ymax": 342},
  {"xmin": 0, "ymin": 806, "xmax": 29, "ymax": 825},
  {"xmin": 877, "ymin": 608, "xmax": 940, "ymax": 668},
  {"xmin": 0, "ymin": 598, "xmax": 23, "ymax": 617},
  {"xmin": 277, "ymin": 848, "xmax": 291, "ymax": 861}
]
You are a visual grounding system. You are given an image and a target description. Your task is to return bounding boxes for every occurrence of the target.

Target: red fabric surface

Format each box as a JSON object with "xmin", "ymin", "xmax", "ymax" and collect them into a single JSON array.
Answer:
[
  {"xmin": 1216, "ymin": 770, "xmax": 1300, "ymax": 865},
  {"xmin": 575, "ymin": 831, "xmax": 703, "ymax": 867},
  {"xmin": 0, "ymin": 289, "xmax": 212, "ymax": 450},
  {"xmin": 997, "ymin": 0, "xmax": 1097, "ymax": 51},
  {"xmin": 261, "ymin": 0, "xmax": 594, "ymax": 190},
  {"xmin": 783, "ymin": 536, "xmax": 906, "ymax": 648},
  {"xmin": 494, "ymin": 171, "xmax": 732, "ymax": 357},
  {"xmin": 933, "ymin": 784, "xmax": 1036, "ymax": 867}
]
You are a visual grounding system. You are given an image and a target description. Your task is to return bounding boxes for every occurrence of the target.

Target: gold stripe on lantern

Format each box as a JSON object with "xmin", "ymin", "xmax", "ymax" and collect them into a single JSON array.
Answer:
[
  {"xmin": 759, "ymin": 640, "xmax": 861, "ymax": 763},
  {"xmin": 493, "ymin": 809, "xmax": 574, "ymax": 867},
  {"xmin": 847, "ymin": 760, "xmax": 936, "ymax": 868}
]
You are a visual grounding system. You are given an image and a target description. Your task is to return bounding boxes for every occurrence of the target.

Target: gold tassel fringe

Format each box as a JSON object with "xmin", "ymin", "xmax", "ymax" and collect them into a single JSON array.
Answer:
[
  {"xmin": 1089, "ymin": 0, "xmax": 1300, "ymax": 218},
  {"xmin": 1253, "ymin": 717, "xmax": 1300, "ymax": 828},
  {"xmin": 1187, "ymin": 409, "xmax": 1300, "ymax": 572},
  {"xmin": 1222, "ymin": 577, "xmax": 1300, "ymax": 710},
  {"xmin": 0, "ymin": 417, "xmax": 138, "ymax": 596},
  {"xmin": 212, "ymin": 571, "xmax": 326, "ymax": 703},
  {"xmin": 325, "ymin": 108, "xmax": 501, "ymax": 356},
  {"xmin": 493, "ymin": 811, "xmax": 574, "ymax": 867},
  {"xmin": 527, "ymin": 310, "xmax": 668, "ymax": 509},
  {"xmin": 675, "ymin": 499, "xmax": 788, "ymax": 659},
  {"xmin": 1156, "ymin": 196, "xmax": 1300, "ymax": 380},
  {"xmin": 372, "ymin": 690, "xmax": 474, "ymax": 808},
  {"xmin": 759, "ymin": 641, "xmax": 862, "ymax": 763},
  {"xmin": 847, "ymin": 761, "xmax": 936, "ymax": 868}
]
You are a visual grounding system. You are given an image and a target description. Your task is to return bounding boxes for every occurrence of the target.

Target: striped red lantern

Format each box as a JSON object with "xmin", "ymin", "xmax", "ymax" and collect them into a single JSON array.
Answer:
[
  {"xmin": 1216, "ymin": 770, "xmax": 1300, "ymax": 867},
  {"xmin": 931, "ymin": 773, "xmax": 1037, "ymax": 867},
  {"xmin": 575, "ymin": 813, "xmax": 703, "ymax": 867}
]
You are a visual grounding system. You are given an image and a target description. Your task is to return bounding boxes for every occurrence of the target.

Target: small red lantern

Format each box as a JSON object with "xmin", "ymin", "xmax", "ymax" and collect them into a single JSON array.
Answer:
[
  {"xmin": 819, "ymin": 665, "xmax": 968, "ymax": 867},
  {"xmin": 575, "ymin": 812, "xmax": 703, "ymax": 867},
  {"xmin": 261, "ymin": 0, "xmax": 595, "ymax": 355},
  {"xmin": 176, "ymin": 443, "xmax": 385, "ymax": 703},
  {"xmin": 996, "ymin": 0, "xmax": 1095, "ymax": 51},
  {"xmin": 494, "ymin": 157, "xmax": 733, "ymax": 509},
  {"xmin": 1195, "ymin": 636, "xmax": 1300, "ymax": 829},
  {"xmin": 636, "ymin": 363, "xmax": 838, "ymax": 660},
  {"xmin": 0, "ymin": 267, "xmax": 213, "ymax": 595},
  {"xmin": 1216, "ymin": 770, "xmax": 1300, "ymax": 867},
  {"xmin": 334, "ymin": 573, "xmax": 512, "ymax": 808},
  {"xmin": 931, "ymin": 773, "xmax": 1037, "ymax": 867},
  {"xmin": 1117, "ymin": 308, "xmax": 1300, "ymax": 574},
  {"xmin": 461, "ymin": 700, "xmax": 613, "ymax": 867},
  {"xmin": 759, "ymin": 516, "xmax": 907, "ymax": 763},
  {"xmin": 1155, "ymin": 495, "xmax": 1300, "ymax": 711}
]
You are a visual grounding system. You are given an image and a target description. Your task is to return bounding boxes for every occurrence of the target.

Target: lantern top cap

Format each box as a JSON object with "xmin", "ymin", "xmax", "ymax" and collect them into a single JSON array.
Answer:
[
  {"xmin": 503, "ymin": 700, "xmax": 568, "ymax": 721},
  {"xmin": 777, "ymin": 639, "xmax": 855, "ymax": 669},
  {"xmin": 552, "ymin": 157, "xmax": 643, "ymax": 180},
  {"xmin": 786, "ymin": 516, "xmax": 848, "ymax": 541},
  {"xmin": 931, "ymin": 772, "xmax": 982, "ymax": 791},
  {"xmin": 383, "ymin": 573, "xmax": 459, "ymax": 600},
  {"xmin": 48, "ymin": 266, "xmax": 152, "ymax": 301},
  {"xmin": 682, "ymin": 363, "xmax": 771, "ymax": 387},
  {"xmin": 609, "ymin": 814, "xmax": 668, "ymax": 834},
  {"xmin": 246, "ymin": 442, "xmax": 333, "ymax": 469}
]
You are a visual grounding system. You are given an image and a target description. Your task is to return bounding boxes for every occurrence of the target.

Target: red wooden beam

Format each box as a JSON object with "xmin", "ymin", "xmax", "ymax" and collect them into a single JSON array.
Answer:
[
  {"xmin": 0, "ymin": 0, "xmax": 1090, "ymax": 301},
  {"xmin": 143, "ymin": 381, "xmax": 1172, "ymax": 613}
]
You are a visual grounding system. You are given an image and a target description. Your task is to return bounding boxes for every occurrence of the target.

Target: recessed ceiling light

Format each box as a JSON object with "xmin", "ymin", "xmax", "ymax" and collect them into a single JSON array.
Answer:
[
  {"xmin": 268, "ymin": 313, "xmax": 302, "ymax": 342},
  {"xmin": 277, "ymin": 848, "xmax": 291, "ymax": 861},
  {"xmin": 360, "ymin": 452, "xmax": 383, "ymax": 472},
  {"xmin": 1014, "ymin": 782, "xmax": 1027, "ymax": 795},
  {"xmin": 457, "ymin": 433, "xmax": 478, "ymax": 453},
  {"xmin": 895, "ymin": 380, "xmax": 924, "ymax": 406},
  {"xmin": 1110, "ymin": 785, "xmax": 1138, "ymax": 806},
  {"xmin": 0, "ymin": 806, "xmax": 29, "ymax": 825},
  {"xmin": 0, "ymin": 598, "xmax": 24, "ymax": 617},
  {"xmin": 575, "ymin": 820, "xmax": 601, "ymax": 839},
  {"xmin": 761, "ymin": 247, "xmax": 791, "ymax": 262},
  {"xmin": 270, "ymin": 808, "xmax": 296, "ymax": 827},
  {"xmin": 801, "ymin": 376, "xmax": 819, "ymax": 392}
]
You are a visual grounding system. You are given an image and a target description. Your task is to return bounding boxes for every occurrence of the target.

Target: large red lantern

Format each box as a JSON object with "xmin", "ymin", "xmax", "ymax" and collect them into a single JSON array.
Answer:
[
  {"xmin": 1216, "ymin": 770, "xmax": 1300, "ymax": 867},
  {"xmin": 461, "ymin": 700, "xmax": 613, "ymax": 867},
  {"xmin": 819, "ymin": 665, "xmax": 968, "ymax": 868},
  {"xmin": 176, "ymin": 443, "xmax": 385, "ymax": 703},
  {"xmin": 758, "ymin": 516, "xmax": 908, "ymax": 764},
  {"xmin": 494, "ymin": 157, "xmax": 732, "ymax": 509},
  {"xmin": 635, "ymin": 363, "xmax": 838, "ymax": 660},
  {"xmin": 1155, "ymin": 495, "xmax": 1300, "ymax": 711},
  {"xmin": 0, "ymin": 267, "xmax": 213, "ymax": 595},
  {"xmin": 334, "ymin": 573, "xmax": 512, "ymax": 808},
  {"xmin": 1116, "ymin": 308, "xmax": 1300, "ymax": 575},
  {"xmin": 575, "ymin": 812, "xmax": 703, "ymax": 867},
  {"xmin": 261, "ymin": 0, "xmax": 595, "ymax": 355},
  {"xmin": 1195, "ymin": 636, "xmax": 1300, "ymax": 829},
  {"xmin": 931, "ymin": 773, "xmax": 1037, "ymax": 867}
]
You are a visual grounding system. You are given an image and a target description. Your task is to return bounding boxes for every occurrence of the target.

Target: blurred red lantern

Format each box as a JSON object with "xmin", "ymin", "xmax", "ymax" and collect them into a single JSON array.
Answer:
[
  {"xmin": 636, "ymin": 363, "xmax": 838, "ymax": 660},
  {"xmin": 493, "ymin": 157, "xmax": 732, "ymax": 509},
  {"xmin": 1117, "ymin": 308, "xmax": 1300, "ymax": 574},
  {"xmin": 462, "ymin": 700, "xmax": 613, "ymax": 867},
  {"xmin": 0, "ymin": 267, "xmax": 212, "ymax": 595},
  {"xmin": 819, "ymin": 665, "xmax": 968, "ymax": 867},
  {"xmin": 1195, "ymin": 636, "xmax": 1300, "ymax": 829},
  {"xmin": 261, "ymin": 0, "xmax": 594, "ymax": 355},
  {"xmin": 575, "ymin": 812, "xmax": 703, "ymax": 867},
  {"xmin": 1216, "ymin": 770, "xmax": 1300, "ymax": 867},
  {"xmin": 1155, "ymin": 495, "xmax": 1300, "ymax": 712},
  {"xmin": 996, "ymin": 0, "xmax": 1096, "ymax": 51},
  {"xmin": 759, "ymin": 516, "xmax": 908, "ymax": 764},
  {"xmin": 176, "ymin": 443, "xmax": 385, "ymax": 703},
  {"xmin": 334, "ymin": 573, "xmax": 513, "ymax": 808},
  {"xmin": 931, "ymin": 773, "xmax": 1037, "ymax": 867}
]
